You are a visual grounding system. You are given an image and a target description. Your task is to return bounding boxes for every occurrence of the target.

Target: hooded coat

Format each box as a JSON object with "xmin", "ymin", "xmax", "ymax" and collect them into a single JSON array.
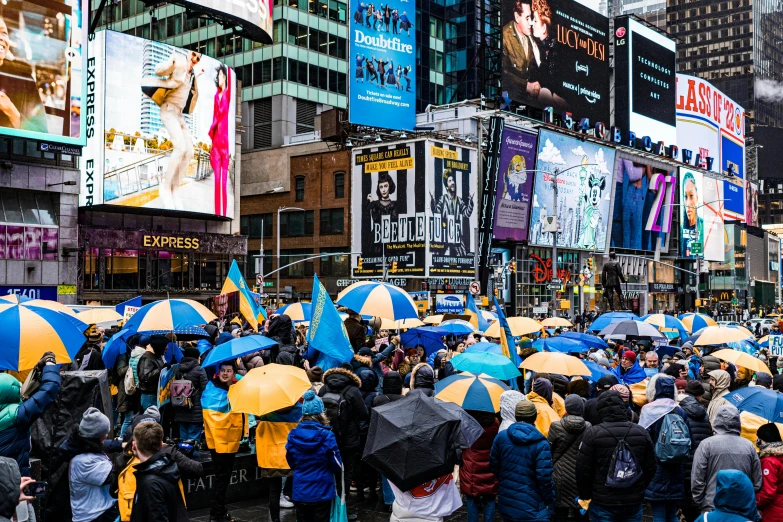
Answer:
[
  {"xmin": 373, "ymin": 371, "xmax": 403, "ymax": 408},
  {"xmin": 318, "ymin": 368, "xmax": 368, "ymax": 450},
  {"xmin": 459, "ymin": 418, "xmax": 499, "ymax": 498},
  {"xmin": 756, "ymin": 442, "xmax": 783, "ymax": 521},
  {"xmin": 583, "ymin": 374, "xmax": 619, "ymax": 426},
  {"xmin": 409, "ymin": 363, "xmax": 435, "ymax": 397},
  {"xmin": 691, "ymin": 405, "xmax": 762, "ymax": 512},
  {"xmin": 172, "ymin": 357, "xmax": 208, "ymax": 425},
  {"xmin": 525, "ymin": 391, "xmax": 560, "ymax": 438},
  {"xmin": 547, "ymin": 414, "xmax": 591, "ymax": 510},
  {"xmin": 706, "ymin": 370, "xmax": 731, "ymax": 425},
  {"xmin": 490, "ymin": 422, "xmax": 554, "ymax": 522},
  {"xmin": 575, "ymin": 392, "xmax": 656, "ymax": 507},
  {"xmin": 137, "ymin": 350, "xmax": 165, "ymax": 395},
  {"xmin": 355, "ymin": 366, "xmax": 379, "ymax": 412},
  {"xmin": 499, "ymin": 391, "xmax": 526, "ymax": 432},
  {"xmin": 680, "ymin": 394, "xmax": 712, "ymax": 497},
  {"xmin": 130, "ymin": 451, "xmax": 189, "ymax": 522},
  {"xmin": 695, "ymin": 470, "xmax": 762, "ymax": 522},
  {"xmin": 286, "ymin": 420, "xmax": 343, "ymax": 502}
]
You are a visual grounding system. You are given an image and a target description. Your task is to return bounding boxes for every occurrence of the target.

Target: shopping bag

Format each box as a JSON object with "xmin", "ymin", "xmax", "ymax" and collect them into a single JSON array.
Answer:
[{"xmin": 330, "ymin": 470, "xmax": 348, "ymax": 522}]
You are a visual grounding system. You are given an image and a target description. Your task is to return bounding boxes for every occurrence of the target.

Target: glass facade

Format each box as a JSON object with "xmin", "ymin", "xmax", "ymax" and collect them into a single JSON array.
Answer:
[{"xmin": 0, "ymin": 191, "xmax": 60, "ymax": 261}]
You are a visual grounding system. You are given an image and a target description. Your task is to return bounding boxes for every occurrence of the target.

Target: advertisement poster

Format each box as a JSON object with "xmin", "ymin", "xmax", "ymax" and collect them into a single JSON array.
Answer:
[
  {"xmin": 530, "ymin": 129, "xmax": 615, "ymax": 252},
  {"xmin": 614, "ymin": 16, "xmax": 677, "ymax": 146},
  {"xmin": 349, "ymin": 0, "xmax": 415, "ymax": 131},
  {"xmin": 702, "ymin": 175, "xmax": 725, "ymax": 262},
  {"xmin": 353, "ymin": 140, "xmax": 426, "ymax": 277},
  {"xmin": 746, "ymin": 180, "xmax": 759, "ymax": 227},
  {"xmin": 185, "ymin": 0, "xmax": 272, "ymax": 43},
  {"xmin": 80, "ymin": 31, "xmax": 236, "ymax": 218},
  {"xmin": 611, "ymin": 154, "xmax": 675, "ymax": 253},
  {"xmin": 435, "ymin": 294, "xmax": 464, "ymax": 314},
  {"xmin": 492, "ymin": 128, "xmax": 538, "ymax": 241},
  {"xmin": 0, "ymin": 0, "xmax": 87, "ymax": 145},
  {"xmin": 676, "ymin": 74, "xmax": 745, "ymax": 221},
  {"xmin": 501, "ymin": 0, "xmax": 610, "ymax": 124}
]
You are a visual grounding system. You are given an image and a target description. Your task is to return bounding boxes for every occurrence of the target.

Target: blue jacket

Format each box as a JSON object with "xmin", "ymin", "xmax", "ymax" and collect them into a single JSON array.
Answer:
[
  {"xmin": 612, "ymin": 360, "xmax": 647, "ymax": 385},
  {"xmin": 490, "ymin": 422, "xmax": 554, "ymax": 522},
  {"xmin": 695, "ymin": 470, "xmax": 761, "ymax": 522},
  {"xmin": 0, "ymin": 365, "xmax": 61, "ymax": 476},
  {"xmin": 286, "ymin": 421, "xmax": 343, "ymax": 503}
]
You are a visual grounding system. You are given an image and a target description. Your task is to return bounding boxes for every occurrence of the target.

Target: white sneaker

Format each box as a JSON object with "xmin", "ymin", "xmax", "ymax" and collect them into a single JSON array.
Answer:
[{"xmin": 279, "ymin": 494, "xmax": 294, "ymax": 509}]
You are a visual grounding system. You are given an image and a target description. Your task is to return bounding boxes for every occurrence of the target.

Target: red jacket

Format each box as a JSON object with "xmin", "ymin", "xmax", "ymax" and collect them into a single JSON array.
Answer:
[
  {"xmin": 459, "ymin": 418, "xmax": 499, "ymax": 497},
  {"xmin": 757, "ymin": 443, "xmax": 783, "ymax": 522}
]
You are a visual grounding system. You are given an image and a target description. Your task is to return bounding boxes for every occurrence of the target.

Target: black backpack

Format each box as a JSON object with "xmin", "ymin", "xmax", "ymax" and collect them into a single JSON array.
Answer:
[
  {"xmin": 603, "ymin": 424, "xmax": 643, "ymax": 489},
  {"xmin": 322, "ymin": 389, "xmax": 350, "ymax": 437}
]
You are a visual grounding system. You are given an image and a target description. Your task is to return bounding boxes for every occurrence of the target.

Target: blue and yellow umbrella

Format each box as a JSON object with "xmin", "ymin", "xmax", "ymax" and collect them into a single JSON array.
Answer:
[
  {"xmin": 123, "ymin": 299, "xmax": 217, "ymax": 333},
  {"xmin": 0, "ymin": 301, "xmax": 88, "ymax": 370},
  {"xmin": 434, "ymin": 372, "xmax": 510, "ymax": 413},
  {"xmin": 678, "ymin": 313, "xmax": 717, "ymax": 333},
  {"xmin": 336, "ymin": 281, "xmax": 418, "ymax": 320},
  {"xmin": 277, "ymin": 302, "xmax": 312, "ymax": 322}
]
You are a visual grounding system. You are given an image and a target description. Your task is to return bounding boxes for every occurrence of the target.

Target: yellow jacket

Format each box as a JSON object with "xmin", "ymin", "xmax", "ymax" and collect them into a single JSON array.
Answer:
[
  {"xmin": 202, "ymin": 381, "xmax": 247, "ymax": 453},
  {"xmin": 526, "ymin": 391, "xmax": 561, "ymax": 438},
  {"xmin": 117, "ymin": 455, "xmax": 186, "ymax": 521},
  {"xmin": 255, "ymin": 404, "xmax": 302, "ymax": 469},
  {"xmin": 551, "ymin": 392, "xmax": 566, "ymax": 418}
]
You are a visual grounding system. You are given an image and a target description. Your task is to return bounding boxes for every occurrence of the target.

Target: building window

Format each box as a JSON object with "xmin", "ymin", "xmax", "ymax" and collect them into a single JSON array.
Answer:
[
  {"xmin": 280, "ymin": 210, "xmax": 314, "ymax": 236},
  {"xmin": 0, "ymin": 191, "xmax": 59, "ymax": 261},
  {"xmin": 280, "ymin": 248, "xmax": 315, "ymax": 277},
  {"xmin": 320, "ymin": 247, "xmax": 350, "ymax": 276},
  {"xmin": 240, "ymin": 213, "xmax": 273, "ymax": 237},
  {"xmin": 295, "ymin": 176, "xmax": 305, "ymax": 201},
  {"xmin": 334, "ymin": 171, "xmax": 345, "ymax": 198},
  {"xmin": 320, "ymin": 208, "xmax": 344, "ymax": 234}
]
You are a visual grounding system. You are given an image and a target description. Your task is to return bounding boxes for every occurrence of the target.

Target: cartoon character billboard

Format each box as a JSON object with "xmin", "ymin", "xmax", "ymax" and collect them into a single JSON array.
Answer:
[{"xmin": 492, "ymin": 128, "xmax": 538, "ymax": 241}]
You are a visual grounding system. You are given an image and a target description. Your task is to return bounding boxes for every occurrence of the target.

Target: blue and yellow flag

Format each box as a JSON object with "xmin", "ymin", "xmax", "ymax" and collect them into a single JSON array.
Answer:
[
  {"xmin": 465, "ymin": 293, "xmax": 490, "ymax": 332},
  {"xmin": 306, "ymin": 274, "xmax": 353, "ymax": 370},
  {"xmin": 494, "ymin": 297, "xmax": 522, "ymax": 390},
  {"xmin": 157, "ymin": 365, "xmax": 177, "ymax": 407},
  {"xmin": 221, "ymin": 259, "xmax": 266, "ymax": 330}
]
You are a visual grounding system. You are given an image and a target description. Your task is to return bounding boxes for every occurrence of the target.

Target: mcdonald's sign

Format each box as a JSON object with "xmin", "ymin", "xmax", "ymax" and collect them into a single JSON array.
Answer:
[{"xmin": 713, "ymin": 290, "xmax": 734, "ymax": 302}]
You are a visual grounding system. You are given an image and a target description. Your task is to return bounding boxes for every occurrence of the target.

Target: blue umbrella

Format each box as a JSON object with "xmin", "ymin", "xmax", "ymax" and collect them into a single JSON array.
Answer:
[
  {"xmin": 101, "ymin": 328, "xmax": 133, "ymax": 367},
  {"xmin": 587, "ymin": 312, "xmax": 638, "ymax": 333},
  {"xmin": 450, "ymin": 352, "xmax": 522, "ymax": 381},
  {"xmin": 197, "ymin": 339, "xmax": 213, "ymax": 355},
  {"xmin": 465, "ymin": 342, "xmax": 504, "ymax": 355},
  {"xmin": 438, "ymin": 319, "xmax": 476, "ymax": 335},
  {"xmin": 533, "ymin": 337, "xmax": 588, "ymax": 354},
  {"xmin": 727, "ymin": 339, "xmax": 760, "ymax": 355},
  {"xmin": 727, "ymin": 386, "xmax": 783, "ymax": 422},
  {"xmin": 583, "ymin": 360, "xmax": 613, "ymax": 382},
  {"xmin": 560, "ymin": 331, "xmax": 609, "ymax": 350},
  {"xmin": 401, "ymin": 326, "xmax": 448, "ymax": 355},
  {"xmin": 639, "ymin": 314, "xmax": 688, "ymax": 340},
  {"xmin": 123, "ymin": 299, "xmax": 216, "ymax": 333},
  {"xmin": 336, "ymin": 281, "xmax": 418, "ymax": 320},
  {"xmin": 201, "ymin": 335, "xmax": 279, "ymax": 368}
]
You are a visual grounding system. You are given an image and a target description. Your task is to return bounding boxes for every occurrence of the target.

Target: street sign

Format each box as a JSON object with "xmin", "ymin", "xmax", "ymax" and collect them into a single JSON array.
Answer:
[
  {"xmin": 469, "ymin": 281, "xmax": 481, "ymax": 295},
  {"xmin": 731, "ymin": 298, "xmax": 739, "ymax": 306},
  {"xmin": 256, "ymin": 274, "xmax": 263, "ymax": 286},
  {"xmin": 532, "ymin": 306, "xmax": 548, "ymax": 315},
  {"xmin": 551, "ymin": 278, "xmax": 562, "ymax": 284},
  {"xmin": 691, "ymin": 242, "xmax": 703, "ymax": 254},
  {"xmin": 546, "ymin": 283, "xmax": 562, "ymax": 290}
]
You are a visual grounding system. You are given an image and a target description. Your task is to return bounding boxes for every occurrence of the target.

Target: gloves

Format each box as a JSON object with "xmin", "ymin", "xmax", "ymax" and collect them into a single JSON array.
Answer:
[{"xmin": 36, "ymin": 351, "xmax": 57, "ymax": 371}]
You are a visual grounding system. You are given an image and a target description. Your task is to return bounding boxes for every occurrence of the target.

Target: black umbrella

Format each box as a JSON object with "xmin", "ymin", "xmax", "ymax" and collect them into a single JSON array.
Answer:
[
  {"xmin": 598, "ymin": 320, "xmax": 665, "ymax": 340},
  {"xmin": 362, "ymin": 392, "xmax": 461, "ymax": 491},
  {"xmin": 434, "ymin": 397, "xmax": 483, "ymax": 449}
]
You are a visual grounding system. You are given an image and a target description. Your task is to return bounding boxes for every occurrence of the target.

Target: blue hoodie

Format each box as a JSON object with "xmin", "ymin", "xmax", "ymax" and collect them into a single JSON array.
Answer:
[
  {"xmin": 286, "ymin": 421, "xmax": 343, "ymax": 502},
  {"xmin": 612, "ymin": 360, "xmax": 648, "ymax": 385},
  {"xmin": 695, "ymin": 470, "xmax": 761, "ymax": 522}
]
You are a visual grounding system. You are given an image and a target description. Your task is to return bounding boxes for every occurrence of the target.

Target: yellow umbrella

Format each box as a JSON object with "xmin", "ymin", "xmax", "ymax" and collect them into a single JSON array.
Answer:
[
  {"xmin": 77, "ymin": 308, "xmax": 124, "ymax": 325},
  {"xmin": 733, "ymin": 325, "xmax": 754, "ymax": 338},
  {"xmin": 393, "ymin": 318, "xmax": 425, "ymax": 329},
  {"xmin": 680, "ymin": 313, "xmax": 717, "ymax": 333},
  {"xmin": 423, "ymin": 315, "xmax": 444, "ymax": 325},
  {"xmin": 694, "ymin": 326, "xmax": 753, "ymax": 346},
  {"xmin": 541, "ymin": 317, "xmax": 572, "ymax": 328},
  {"xmin": 711, "ymin": 349, "xmax": 771, "ymax": 374},
  {"xmin": 25, "ymin": 299, "xmax": 81, "ymax": 318},
  {"xmin": 519, "ymin": 351, "xmax": 591, "ymax": 376},
  {"xmin": 227, "ymin": 364, "xmax": 311, "ymax": 416},
  {"xmin": 484, "ymin": 317, "xmax": 543, "ymax": 338}
]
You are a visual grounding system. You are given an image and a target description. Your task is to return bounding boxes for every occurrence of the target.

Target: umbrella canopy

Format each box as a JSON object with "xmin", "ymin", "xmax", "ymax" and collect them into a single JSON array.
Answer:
[
  {"xmin": 483, "ymin": 317, "xmax": 543, "ymax": 338},
  {"xmin": 583, "ymin": 359, "xmax": 613, "ymax": 382},
  {"xmin": 600, "ymin": 320, "xmax": 666, "ymax": 340},
  {"xmin": 481, "ymin": 310, "xmax": 498, "ymax": 323},
  {"xmin": 541, "ymin": 317, "xmax": 572, "ymax": 328},
  {"xmin": 423, "ymin": 315, "xmax": 444, "ymax": 325},
  {"xmin": 336, "ymin": 281, "xmax": 418, "ymax": 320},
  {"xmin": 641, "ymin": 314, "xmax": 688, "ymax": 339},
  {"xmin": 25, "ymin": 299, "xmax": 80, "ymax": 318},
  {"xmin": 694, "ymin": 326, "xmax": 753, "ymax": 346},
  {"xmin": 678, "ymin": 313, "xmax": 717, "ymax": 333},
  {"xmin": 393, "ymin": 318, "xmax": 425, "ymax": 329},
  {"xmin": 759, "ymin": 335, "xmax": 770, "ymax": 348},
  {"xmin": 400, "ymin": 326, "xmax": 447, "ymax": 355},
  {"xmin": 439, "ymin": 319, "xmax": 476, "ymax": 335},
  {"xmin": 0, "ymin": 301, "xmax": 87, "ymax": 370},
  {"xmin": 433, "ymin": 398, "xmax": 484, "ymax": 448},
  {"xmin": 362, "ymin": 393, "xmax": 461, "ymax": 491},
  {"xmin": 587, "ymin": 312, "xmax": 638, "ymax": 333},
  {"xmin": 124, "ymin": 299, "xmax": 217, "ymax": 333},
  {"xmin": 464, "ymin": 342, "xmax": 504, "ymax": 355},
  {"xmin": 0, "ymin": 295, "xmax": 30, "ymax": 303},
  {"xmin": 434, "ymin": 372, "xmax": 509, "ymax": 413},
  {"xmin": 727, "ymin": 386, "xmax": 783, "ymax": 422},
  {"xmin": 201, "ymin": 334, "xmax": 279, "ymax": 368},
  {"xmin": 276, "ymin": 302, "xmax": 312, "ymax": 322},
  {"xmin": 450, "ymin": 352, "xmax": 521, "ymax": 381},
  {"xmin": 101, "ymin": 328, "xmax": 133, "ymax": 367},
  {"xmin": 519, "ymin": 351, "xmax": 591, "ymax": 376},
  {"xmin": 533, "ymin": 337, "xmax": 588, "ymax": 354},
  {"xmin": 227, "ymin": 364, "xmax": 311, "ymax": 416},
  {"xmin": 559, "ymin": 331, "xmax": 609, "ymax": 350},
  {"xmin": 711, "ymin": 349, "xmax": 771, "ymax": 374},
  {"xmin": 77, "ymin": 308, "xmax": 124, "ymax": 326}
]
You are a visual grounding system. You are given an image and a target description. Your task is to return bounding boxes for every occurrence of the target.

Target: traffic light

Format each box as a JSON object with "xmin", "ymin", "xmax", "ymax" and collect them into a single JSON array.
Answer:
[
  {"xmin": 587, "ymin": 257, "xmax": 594, "ymax": 271},
  {"xmin": 392, "ymin": 261, "xmax": 398, "ymax": 272},
  {"xmin": 357, "ymin": 257, "xmax": 363, "ymax": 270},
  {"xmin": 494, "ymin": 288, "xmax": 499, "ymax": 297}
]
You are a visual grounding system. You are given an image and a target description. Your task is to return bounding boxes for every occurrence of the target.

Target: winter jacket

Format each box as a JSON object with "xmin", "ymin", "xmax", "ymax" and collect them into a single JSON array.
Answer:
[
  {"xmin": 409, "ymin": 363, "xmax": 435, "ymax": 397},
  {"xmin": 547, "ymin": 414, "xmax": 590, "ymax": 510},
  {"xmin": 691, "ymin": 405, "xmax": 762, "ymax": 512},
  {"xmin": 201, "ymin": 381, "xmax": 247, "ymax": 453},
  {"xmin": 0, "ymin": 457, "xmax": 20, "ymax": 521},
  {"xmin": 130, "ymin": 451, "xmax": 189, "ymax": 522},
  {"xmin": 755, "ymin": 442, "xmax": 783, "ymax": 521},
  {"xmin": 575, "ymin": 392, "xmax": 656, "ymax": 507},
  {"xmin": 255, "ymin": 403, "xmax": 302, "ymax": 471},
  {"xmin": 526, "ymin": 391, "xmax": 560, "ymax": 437},
  {"xmin": 680, "ymin": 395, "xmax": 712, "ymax": 496},
  {"xmin": 612, "ymin": 360, "xmax": 648, "ymax": 385},
  {"xmin": 489, "ymin": 422, "xmax": 554, "ymax": 522},
  {"xmin": 286, "ymin": 420, "xmax": 343, "ymax": 502},
  {"xmin": 137, "ymin": 351, "xmax": 165, "ymax": 394},
  {"xmin": 356, "ymin": 366, "xmax": 379, "ymax": 413},
  {"xmin": 318, "ymin": 368, "xmax": 368, "ymax": 450},
  {"xmin": 499, "ymin": 391, "xmax": 525, "ymax": 431},
  {"xmin": 695, "ymin": 470, "xmax": 762, "ymax": 522},
  {"xmin": 706, "ymin": 370, "xmax": 731, "ymax": 425},
  {"xmin": 0, "ymin": 365, "xmax": 60, "ymax": 476},
  {"xmin": 372, "ymin": 371, "xmax": 404, "ymax": 408},
  {"xmin": 172, "ymin": 358, "xmax": 208, "ymax": 424},
  {"xmin": 238, "ymin": 352, "xmax": 264, "ymax": 375},
  {"xmin": 459, "ymin": 418, "xmax": 499, "ymax": 498},
  {"xmin": 353, "ymin": 343, "xmax": 395, "ymax": 391},
  {"xmin": 343, "ymin": 316, "xmax": 367, "ymax": 350}
]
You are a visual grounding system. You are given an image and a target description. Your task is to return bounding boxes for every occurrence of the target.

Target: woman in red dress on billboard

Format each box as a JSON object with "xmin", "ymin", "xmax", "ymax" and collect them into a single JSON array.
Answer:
[{"xmin": 209, "ymin": 64, "xmax": 232, "ymax": 217}]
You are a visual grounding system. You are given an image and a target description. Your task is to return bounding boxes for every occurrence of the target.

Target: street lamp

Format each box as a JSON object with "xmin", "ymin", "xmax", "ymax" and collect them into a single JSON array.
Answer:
[{"xmin": 277, "ymin": 206, "xmax": 305, "ymax": 308}]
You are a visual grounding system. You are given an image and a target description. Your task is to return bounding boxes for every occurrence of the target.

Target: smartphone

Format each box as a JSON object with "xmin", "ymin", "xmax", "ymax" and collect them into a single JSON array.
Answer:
[{"xmin": 23, "ymin": 481, "xmax": 47, "ymax": 496}]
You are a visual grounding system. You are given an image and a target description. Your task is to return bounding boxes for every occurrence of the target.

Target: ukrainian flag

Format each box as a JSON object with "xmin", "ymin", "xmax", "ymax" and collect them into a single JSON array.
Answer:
[
  {"xmin": 494, "ymin": 297, "xmax": 522, "ymax": 390},
  {"xmin": 306, "ymin": 274, "xmax": 353, "ymax": 370},
  {"xmin": 464, "ymin": 293, "xmax": 490, "ymax": 332},
  {"xmin": 221, "ymin": 259, "xmax": 267, "ymax": 330},
  {"xmin": 202, "ymin": 381, "xmax": 248, "ymax": 453}
]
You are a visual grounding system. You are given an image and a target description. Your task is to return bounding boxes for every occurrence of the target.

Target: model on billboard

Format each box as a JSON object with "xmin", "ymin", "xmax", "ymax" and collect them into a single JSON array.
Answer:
[
  {"xmin": 367, "ymin": 172, "xmax": 399, "ymax": 224},
  {"xmin": 529, "ymin": 0, "xmax": 564, "ymax": 108},
  {"xmin": 209, "ymin": 64, "xmax": 232, "ymax": 217},
  {"xmin": 430, "ymin": 169, "xmax": 474, "ymax": 256},
  {"xmin": 682, "ymin": 171, "xmax": 703, "ymax": 254},
  {"xmin": 0, "ymin": 18, "xmax": 48, "ymax": 133},
  {"xmin": 602, "ymin": 251, "xmax": 626, "ymax": 310}
]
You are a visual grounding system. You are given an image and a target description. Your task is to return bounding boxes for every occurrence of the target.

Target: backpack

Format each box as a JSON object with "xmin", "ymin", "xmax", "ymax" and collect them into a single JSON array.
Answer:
[
  {"xmin": 322, "ymin": 390, "xmax": 350, "ymax": 437},
  {"xmin": 170, "ymin": 369, "xmax": 194, "ymax": 408},
  {"xmin": 655, "ymin": 413, "xmax": 691, "ymax": 463},
  {"xmin": 124, "ymin": 353, "xmax": 143, "ymax": 396},
  {"xmin": 604, "ymin": 424, "xmax": 644, "ymax": 489}
]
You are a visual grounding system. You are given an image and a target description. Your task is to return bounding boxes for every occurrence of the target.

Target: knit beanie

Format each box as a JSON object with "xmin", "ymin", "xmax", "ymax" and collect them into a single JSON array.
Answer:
[
  {"xmin": 306, "ymin": 366, "xmax": 324, "ymax": 383},
  {"xmin": 137, "ymin": 334, "xmax": 151, "ymax": 348},
  {"xmin": 301, "ymin": 390, "xmax": 325, "ymax": 416},
  {"xmin": 79, "ymin": 407, "xmax": 110, "ymax": 439},
  {"xmin": 675, "ymin": 378, "xmax": 687, "ymax": 392},
  {"xmin": 564, "ymin": 394, "xmax": 585, "ymax": 417},
  {"xmin": 515, "ymin": 400, "xmax": 538, "ymax": 424},
  {"xmin": 622, "ymin": 350, "xmax": 636, "ymax": 362},
  {"xmin": 533, "ymin": 377, "xmax": 553, "ymax": 405},
  {"xmin": 149, "ymin": 334, "xmax": 169, "ymax": 352},
  {"xmin": 139, "ymin": 405, "xmax": 161, "ymax": 424},
  {"xmin": 610, "ymin": 384, "xmax": 630, "ymax": 402},
  {"xmin": 757, "ymin": 423, "xmax": 783, "ymax": 444},
  {"xmin": 685, "ymin": 380, "xmax": 706, "ymax": 397}
]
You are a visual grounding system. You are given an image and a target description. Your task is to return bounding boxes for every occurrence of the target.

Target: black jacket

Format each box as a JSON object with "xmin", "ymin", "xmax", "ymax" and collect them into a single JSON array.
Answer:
[
  {"xmin": 371, "ymin": 371, "xmax": 404, "ymax": 408},
  {"xmin": 172, "ymin": 358, "xmax": 208, "ymax": 425},
  {"xmin": 131, "ymin": 451, "xmax": 189, "ymax": 522},
  {"xmin": 548, "ymin": 414, "xmax": 590, "ymax": 509},
  {"xmin": 601, "ymin": 260, "xmax": 626, "ymax": 287},
  {"xmin": 575, "ymin": 392, "xmax": 656, "ymax": 507},
  {"xmin": 318, "ymin": 368, "xmax": 368, "ymax": 450},
  {"xmin": 137, "ymin": 351, "xmax": 165, "ymax": 394},
  {"xmin": 680, "ymin": 395, "xmax": 712, "ymax": 496}
]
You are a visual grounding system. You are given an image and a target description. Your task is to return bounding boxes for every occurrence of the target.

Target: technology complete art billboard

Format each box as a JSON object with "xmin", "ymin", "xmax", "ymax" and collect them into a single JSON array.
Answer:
[
  {"xmin": 0, "ymin": 0, "xmax": 87, "ymax": 145},
  {"xmin": 183, "ymin": 0, "xmax": 272, "ymax": 44},
  {"xmin": 492, "ymin": 127, "xmax": 538, "ymax": 242},
  {"xmin": 80, "ymin": 31, "xmax": 236, "ymax": 219},
  {"xmin": 679, "ymin": 168, "xmax": 725, "ymax": 262},
  {"xmin": 530, "ymin": 129, "xmax": 615, "ymax": 252},
  {"xmin": 352, "ymin": 139, "xmax": 477, "ymax": 277},
  {"xmin": 349, "ymin": 0, "xmax": 415, "ymax": 131},
  {"xmin": 501, "ymin": 0, "xmax": 610, "ymax": 123}
]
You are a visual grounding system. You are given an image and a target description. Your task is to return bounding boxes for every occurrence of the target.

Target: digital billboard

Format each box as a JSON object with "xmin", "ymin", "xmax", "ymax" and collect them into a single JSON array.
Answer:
[
  {"xmin": 0, "ymin": 0, "xmax": 87, "ymax": 145},
  {"xmin": 492, "ymin": 128, "xmax": 538, "ymax": 241},
  {"xmin": 610, "ymin": 153, "xmax": 675, "ymax": 253},
  {"xmin": 180, "ymin": 0, "xmax": 272, "ymax": 44},
  {"xmin": 500, "ymin": 0, "xmax": 610, "ymax": 124},
  {"xmin": 530, "ymin": 129, "xmax": 615, "ymax": 252},
  {"xmin": 80, "ymin": 31, "xmax": 236, "ymax": 218},
  {"xmin": 680, "ymin": 168, "xmax": 725, "ymax": 261},
  {"xmin": 676, "ymin": 74, "xmax": 745, "ymax": 221},
  {"xmin": 746, "ymin": 180, "xmax": 759, "ymax": 227},
  {"xmin": 614, "ymin": 16, "xmax": 676, "ymax": 146},
  {"xmin": 349, "ymin": 0, "xmax": 415, "ymax": 131}
]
